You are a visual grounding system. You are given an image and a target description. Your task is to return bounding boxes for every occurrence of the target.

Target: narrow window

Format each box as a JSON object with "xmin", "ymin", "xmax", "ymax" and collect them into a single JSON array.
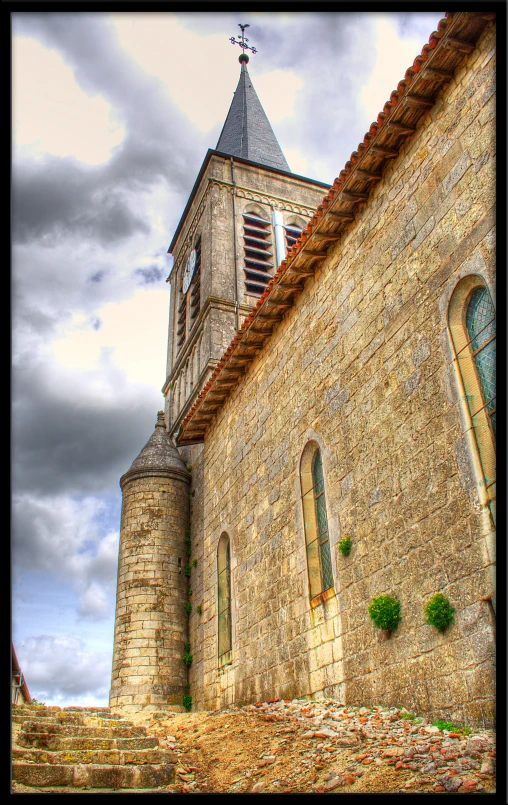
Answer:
[
  {"xmin": 449, "ymin": 277, "xmax": 496, "ymax": 524},
  {"xmin": 243, "ymin": 211, "xmax": 274, "ymax": 298},
  {"xmin": 217, "ymin": 533, "xmax": 232, "ymax": 665},
  {"xmin": 176, "ymin": 281, "xmax": 187, "ymax": 349},
  {"xmin": 300, "ymin": 443, "xmax": 334, "ymax": 601},
  {"xmin": 189, "ymin": 236, "xmax": 201, "ymax": 322}
]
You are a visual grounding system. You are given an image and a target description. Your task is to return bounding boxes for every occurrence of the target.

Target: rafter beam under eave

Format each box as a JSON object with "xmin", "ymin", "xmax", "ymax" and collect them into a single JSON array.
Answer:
[
  {"xmin": 421, "ymin": 66, "xmax": 455, "ymax": 80},
  {"xmin": 370, "ymin": 145, "xmax": 400, "ymax": 158},
  {"xmin": 355, "ymin": 168, "xmax": 382, "ymax": 181},
  {"xmin": 264, "ymin": 298, "xmax": 292, "ymax": 309},
  {"xmin": 403, "ymin": 94, "xmax": 434, "ymax": 110},
  {"xmin": 384, "ymin": 122, "xmax": 416, "ymax": 135},
  {"xmin": 341, "ymin": 190, "xmax": 370, "ymax": 201},
  {"xmin": 326, "ymin": 211, "xmax": 355, "ymax": 222},
  {"xmin": 302, "ymin": 248, "xmax": 329, "ymax": 259},
  {"xmin": 445, "ymin": 37, "xmax": 475, "ymax": 54},
  {"xmin": 309, "ymin": 230, "xmax": 343, "ymax": 241}
]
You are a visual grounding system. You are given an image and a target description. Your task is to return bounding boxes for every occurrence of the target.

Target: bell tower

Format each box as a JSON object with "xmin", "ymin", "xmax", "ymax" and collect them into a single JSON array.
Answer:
[{"xmin": 162, "ymin": 26, "xmax": 329, "ymax": 441}]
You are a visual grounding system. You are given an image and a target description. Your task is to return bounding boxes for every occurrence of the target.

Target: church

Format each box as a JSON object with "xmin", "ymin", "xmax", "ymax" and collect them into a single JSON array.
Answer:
[{"xmin": 110, "ymin": 11, "xmax": 496, "ymax": 729}]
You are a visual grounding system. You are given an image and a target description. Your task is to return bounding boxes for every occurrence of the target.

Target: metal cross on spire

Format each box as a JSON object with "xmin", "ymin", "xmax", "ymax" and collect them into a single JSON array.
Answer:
[{"xmin": 230, "ymin": 23, "xmax": 257, "ymax": 64}]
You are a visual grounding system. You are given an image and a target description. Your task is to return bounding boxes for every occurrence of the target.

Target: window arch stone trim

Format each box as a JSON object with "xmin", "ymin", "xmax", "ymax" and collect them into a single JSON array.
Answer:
[
  {"xmin": 297, "ymin": 431, "xmax": 340, "ymax": 608},
  {"xmin": 437, "ymin": 255, "xmax": 495, "ymax": 594}
]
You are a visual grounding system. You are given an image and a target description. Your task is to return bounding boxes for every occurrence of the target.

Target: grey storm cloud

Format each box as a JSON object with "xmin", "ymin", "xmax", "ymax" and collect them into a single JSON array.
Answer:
[
  {"xmin": 135, "ymin": 265, "xmax": 165, "ymax": 284},
  {"xmin": 12, "ymin": 352, "xmax": 162, "ymax": 498},
  {"xmin": 12, "ymin": 12, "xmax": 206, "ymax": 248},
  {"xmin": 12, "ymin": 157, "xmax": 151, "ymax": 246}
]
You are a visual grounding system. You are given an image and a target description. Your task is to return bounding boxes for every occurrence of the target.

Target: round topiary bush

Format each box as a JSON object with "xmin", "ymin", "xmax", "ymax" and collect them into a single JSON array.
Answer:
[
  {"xmin": 368, "ymin": 595, "xmax": 401, "ymax": 632},
  {"xmin": 424, "ymin": 593, "xmax": 455, "ymax": 632},
  {"xmin": 338, "ymin": 536, "xmax": 352, "ymax": 557}
]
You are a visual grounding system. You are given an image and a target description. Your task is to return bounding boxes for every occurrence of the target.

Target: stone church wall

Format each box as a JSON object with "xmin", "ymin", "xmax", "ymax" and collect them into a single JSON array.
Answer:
[{"xmin": 188, "ymin": 22, "xmax": 495, "ymax": 726}]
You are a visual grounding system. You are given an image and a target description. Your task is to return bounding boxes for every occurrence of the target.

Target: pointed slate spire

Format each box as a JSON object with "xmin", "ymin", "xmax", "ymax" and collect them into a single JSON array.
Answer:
[{"xmin": 216, "ymin": 58, "xmax": 290, "ymax": 172}]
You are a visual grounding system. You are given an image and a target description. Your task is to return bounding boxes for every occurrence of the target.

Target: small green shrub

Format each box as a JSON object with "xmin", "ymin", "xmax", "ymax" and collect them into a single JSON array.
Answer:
[
  {"xmin": 192, "ymin": 558, "xmax": 198, "ymax": 568},
  {"xmin": 368, "ymin": 595, "xmax": 401, "ymax": 632},
  {"xmin": 183, "ymin": 694, "xmax": 192, "ymax": 711},
  {"xmin": 184, "ymin": 564, "xmax": 191, "ymax": 578},
  {"xmin": 184, "ymin": 601, "xmax": 192, "ymax": 615},
  {"xmin": 196, "ymin": 604, "xmax": 202, "ymax": 615},
  {"xmin": 425, "ymin": 593, "xmax": 455, "ymax": 632},
  {"xmin": 186, "ymin": 464, "xmax": 193, "ymax": 472},
  {"xmin": 433, "ymin": 720, "xmax": 471, "ymax": 735},
  {"xmin": 185, "ymin": 537, "xmax": 192, "ymax": 557},
  {"xmin": 184, "ymin": 642, "xmax": 191, "ymax": 652},
  {"xmin": 338, "ymin": 536, "xmax": 352, "ymax": 557},
  {"xmin": 182, "ymin": 652, "xmax": 193, "ymax": 667},
  {"xmin": 31, "ymin": 698, "xmax": 45, "ymax": 706},
  {"xmin": 400, "ymin": 711, "xmax": 416, "ymax": 720}
]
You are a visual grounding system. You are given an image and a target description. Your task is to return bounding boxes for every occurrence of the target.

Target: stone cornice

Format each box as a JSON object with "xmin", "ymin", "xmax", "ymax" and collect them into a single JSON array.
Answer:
[{"xmin": 120, "ymin": 466, "xmax": 191, "ymax": 488}]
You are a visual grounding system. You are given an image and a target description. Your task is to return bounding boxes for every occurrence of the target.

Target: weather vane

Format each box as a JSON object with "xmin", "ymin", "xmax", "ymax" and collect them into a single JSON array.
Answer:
[{"xmin": 230, "ymin": 23, "xmax": 257, "ymax": 63}]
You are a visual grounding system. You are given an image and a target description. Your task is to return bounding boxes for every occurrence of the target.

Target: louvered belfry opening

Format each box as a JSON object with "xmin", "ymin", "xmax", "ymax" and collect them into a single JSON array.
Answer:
[
  {"xmin": 176, "ymin": 283, "xmax": 187, "ymax": 348},
  {"xmin": 284, "ymin": 223, "xmax": 302, "ymax": 251},
  {"xmin": 243, "ymin": 212, "xmax": 274, "ymax": 298},
  {"xmin": 189, "ymin": 237, "xmax": 201, "ymax": 323}
]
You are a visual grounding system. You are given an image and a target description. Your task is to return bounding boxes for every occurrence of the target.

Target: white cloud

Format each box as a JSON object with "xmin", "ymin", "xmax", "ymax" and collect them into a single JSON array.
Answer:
[
  {"xmin": 50, "ymin": 286, "xmax": 169, "ymax": 386},
  {"xmin": 359, "ymin": 15, "xmax": 442, "ymax": 121},
  {"xmin": 111, "ymin": 14, "xmax": 237, "ymax": 132},
  {"xmin": 13, "ymin": 37, "xmax": 125, "ymax": 164},
  {"xmin": 17, "ymin": 635, "xmax": 112, "ymax": 704},
  {"xmin": 255, "ymin": 70, "xmax": 303, "ymax": 122}
]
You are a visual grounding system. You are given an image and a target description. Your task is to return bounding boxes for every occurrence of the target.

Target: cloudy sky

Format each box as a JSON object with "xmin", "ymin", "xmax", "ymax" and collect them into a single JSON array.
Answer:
[{"xmin": 12, "ymin": 11, "xmax": 445, "ymax": 707}]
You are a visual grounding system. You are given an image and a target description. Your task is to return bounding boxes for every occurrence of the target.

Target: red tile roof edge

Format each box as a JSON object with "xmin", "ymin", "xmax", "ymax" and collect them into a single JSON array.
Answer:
[{"xmin": 180, "ymin": 11, "xmax": 484, "ymax": 435}]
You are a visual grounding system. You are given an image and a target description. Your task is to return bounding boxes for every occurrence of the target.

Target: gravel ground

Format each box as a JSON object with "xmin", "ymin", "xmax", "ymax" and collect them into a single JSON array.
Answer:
[{"xmin": 135, "ymin": 698, "xmax": 496, "ymax": 794}]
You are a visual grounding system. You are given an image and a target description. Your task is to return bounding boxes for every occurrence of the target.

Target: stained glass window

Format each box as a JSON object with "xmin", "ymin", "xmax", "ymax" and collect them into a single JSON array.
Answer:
[{"xmin": 465, "ymin": 287, "xmax": 496, "ymax": 434}]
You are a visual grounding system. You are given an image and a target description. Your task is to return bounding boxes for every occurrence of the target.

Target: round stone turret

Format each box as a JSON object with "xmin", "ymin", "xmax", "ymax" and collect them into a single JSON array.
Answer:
[{"xmin": 110, "ymin": 411, "xmax": 191, "ymax": 715}]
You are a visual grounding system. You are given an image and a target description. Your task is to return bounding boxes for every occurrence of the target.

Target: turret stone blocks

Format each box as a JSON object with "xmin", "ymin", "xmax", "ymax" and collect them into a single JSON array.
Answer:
[{"xmin": 110, "ymin": 413, "xmax": 190, "ymax": 715}]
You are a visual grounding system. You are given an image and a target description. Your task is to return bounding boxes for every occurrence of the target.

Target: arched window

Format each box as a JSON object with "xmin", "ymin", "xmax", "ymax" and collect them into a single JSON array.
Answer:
[
  {"xmin": 217, "ymin": 533, "xmax": 232, "ymax": 665},
  {"xmin": 449, "ymin": 276, "xmax": 496, "ymax": 524},
  {"xmin": 300, "ymin": 443, "xmax": 334, "ymax": 600}
]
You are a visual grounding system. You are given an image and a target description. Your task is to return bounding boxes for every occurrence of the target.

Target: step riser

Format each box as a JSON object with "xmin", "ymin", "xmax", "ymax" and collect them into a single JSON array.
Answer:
[
  {"xmin": 19, "ymin": 722, "xmax": 146, "ymax": 737},
  {"xmin": 13, "ymin": 763, "xmax": 175, "ymax": 789},
  {"xmin": 18, "ymin": 734, "xmax": 159, "ymax": 751},
  {"xmin": 13, "ymin": 748, "xmax": 176, "ymax": 766}
]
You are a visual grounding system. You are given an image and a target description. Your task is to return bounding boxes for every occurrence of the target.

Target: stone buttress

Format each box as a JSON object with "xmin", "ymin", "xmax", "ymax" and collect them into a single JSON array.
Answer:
[{"xmin": 110, "ymin": 412, "xmax": 190, "ymax": 715}]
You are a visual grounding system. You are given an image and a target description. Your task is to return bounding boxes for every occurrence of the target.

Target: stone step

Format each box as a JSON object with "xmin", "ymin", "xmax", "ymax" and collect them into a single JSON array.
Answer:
[
  {"xmin": 19, "ymin": 721, "xmax": 147, "ymax": 738},
  {"xmin": 13, "ymin": 762, "xmax": 175, "ymax": 789},
  {"xmin": 18, "ymin": 733, "xmax": 159, "ymax": 751},
  {"xmin": 13, "ymin": 747, "xmax": 176, "ymax": 766},
  {"xmin": 13, "ymin": 712, "xmax": 86, "ymax": 725}
]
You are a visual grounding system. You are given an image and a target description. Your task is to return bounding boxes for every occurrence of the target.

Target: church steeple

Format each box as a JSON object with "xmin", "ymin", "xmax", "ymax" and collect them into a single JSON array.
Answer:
[{"xmin": 216, "ymin": 28, "xmax": 290, "ymax": 172}]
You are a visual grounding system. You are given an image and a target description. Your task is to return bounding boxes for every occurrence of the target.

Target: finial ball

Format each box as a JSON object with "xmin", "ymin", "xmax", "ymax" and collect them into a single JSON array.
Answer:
[{"xmin": 239, "ymin": 53, "xmax": 249, "ymax": 64}]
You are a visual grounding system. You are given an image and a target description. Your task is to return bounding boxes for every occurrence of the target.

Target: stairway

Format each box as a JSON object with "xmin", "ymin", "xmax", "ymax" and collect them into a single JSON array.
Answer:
[{"xmin": 12, "ymin": 704, "xmax": 176, "ymax": 792}]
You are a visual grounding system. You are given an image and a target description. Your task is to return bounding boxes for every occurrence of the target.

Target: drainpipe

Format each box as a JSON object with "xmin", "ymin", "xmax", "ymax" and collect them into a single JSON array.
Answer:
[
  {"xmin": 230, "ymin": 157, "xmax": 240, "ymax": 332},
  {"xmin": 272, "ymin": 209, "xmax": 286, "ymax": 268}
]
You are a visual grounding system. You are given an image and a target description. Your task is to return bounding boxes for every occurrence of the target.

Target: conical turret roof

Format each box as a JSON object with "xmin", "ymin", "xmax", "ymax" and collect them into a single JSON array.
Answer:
[
  {"xmin": 120, "ymin": 411, "xmax": 190, "ymax": 487},
  {"xmin": 216, "ymin": 61, "xmax": 290, "ymax": 172}
]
